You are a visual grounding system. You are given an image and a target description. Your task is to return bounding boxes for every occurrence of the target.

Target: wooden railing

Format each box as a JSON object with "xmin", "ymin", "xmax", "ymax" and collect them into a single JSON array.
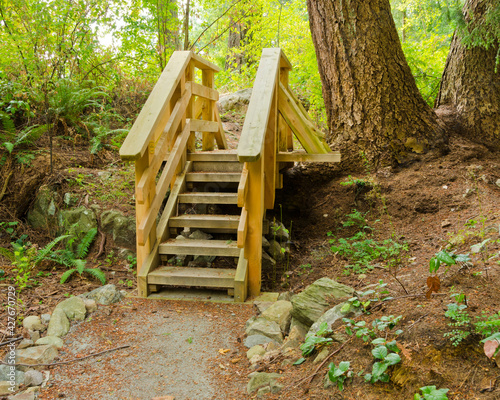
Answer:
[
  {"xmin": 237, "ymin": 48, "xmax": 339, "ymax": 298},
  {"xmin": 119, "ymin": 51, "xmax": 227, "ymax": 296}
]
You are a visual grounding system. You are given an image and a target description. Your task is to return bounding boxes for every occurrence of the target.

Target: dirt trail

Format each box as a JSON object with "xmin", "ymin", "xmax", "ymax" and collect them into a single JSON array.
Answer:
[{"xmin": 38, "ymin": 298, "xmax": 255, "ymax": 400}]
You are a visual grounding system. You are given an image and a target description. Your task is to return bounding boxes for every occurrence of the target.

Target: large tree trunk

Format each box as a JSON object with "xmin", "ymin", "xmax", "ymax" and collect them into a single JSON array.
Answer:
[
  {"xmin": 435, "ymin": 0, "xmax": 500, "ymax": 149},
  {"xmin": 307, "ymin": 0, "xmax": 447, "ymax": 169}
]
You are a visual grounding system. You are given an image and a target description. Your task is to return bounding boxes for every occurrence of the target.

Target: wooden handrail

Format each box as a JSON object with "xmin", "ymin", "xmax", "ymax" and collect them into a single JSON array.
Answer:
[{"xmin": 119, "ymin": 51, "xmax": 226, "ymax": 296}]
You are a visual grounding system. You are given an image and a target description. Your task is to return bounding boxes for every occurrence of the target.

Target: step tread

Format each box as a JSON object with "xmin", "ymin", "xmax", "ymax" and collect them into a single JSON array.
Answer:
[
  {"xmin": 186, "ymin": 172, "xmax": 241, "ymax": 182},
  {"xmin": 178, "ymin": 192, "xmax": 238, "ymax": 204},
  {"xmin": 169, "ymin": 214, "xmax": 240, "ymax": 229},
  {"xmin": 159, "ymin": 239, "xmax": 240, "ymax": 257},
  {"xmin": 148, "ymin": 266, "xmax": 235, "ymax": 288}
]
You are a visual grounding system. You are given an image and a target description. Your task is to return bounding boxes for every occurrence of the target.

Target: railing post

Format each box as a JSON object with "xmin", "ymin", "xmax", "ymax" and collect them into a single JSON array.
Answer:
[
  {"xmin": 135, "ymin": 151, "xmax": 157, "ymax": 296},
  {"xmin": 246, "ymin": 158, "xmax": 264, "ymax": 298},
  {"xmin": 202, "ymin": 69, "xmax": 215, "ymax": 151}
]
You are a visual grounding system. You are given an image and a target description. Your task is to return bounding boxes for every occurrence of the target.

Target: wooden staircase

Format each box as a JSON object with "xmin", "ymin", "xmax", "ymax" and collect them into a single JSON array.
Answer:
[{"xmin": 119, "ymin": 49, "xmax": 340, "ymax": 302}]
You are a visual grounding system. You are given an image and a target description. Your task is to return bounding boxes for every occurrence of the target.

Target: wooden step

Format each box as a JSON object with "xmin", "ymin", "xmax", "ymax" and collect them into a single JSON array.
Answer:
[
  {"xmin": 169, "ymin": 214, "xmax": 240, "ymax": 229},
  {"xmin": 186, "ymin": 172, "xmax": 241, "ymax": 182},
  {"xmin": 148, "ymin": 266, "xmax": 235, "ymax": 288},
  {"xmin": 159, "ymin": 239, "xmax": 240, "ymax": 257},
  {"xmin": 187, "ymin": 152, "xmax": 238, "ymax": 162},
  {"xmin": 191, "ymin": 161, "xmax": 243, "ymax": 173},
  {"xmin": 178, "ymin": 192, "xmax": 238, "ymax": 204}
]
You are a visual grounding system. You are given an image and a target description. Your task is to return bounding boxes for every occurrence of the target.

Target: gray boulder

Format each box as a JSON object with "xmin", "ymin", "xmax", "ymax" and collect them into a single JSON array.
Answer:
[
  {"xmin": 35, "ymin": 336, "xmax": 64, "ymax": 350},
  {"xmin": 0, "ymin": 365, "xmax": 24, "ymax": 384},
  {"xmin": 55, "ymin": 296, "xmax": 87, "ymax": 321},
  {"xmin": 269, "ymin": 220, "xmax": 290, "ymax": 241},
  {"xmin": 83, "ymin": 284, "xmax": 123, "ymax": 305},
  {"xmin": 189, "ymin": 230, "xmax": 213, "ymax": 240},
  {"xmin": 23, "ymin": 316, "xmax": 44, "ymax": 332},
  {"xmin": 24, "ymin": 370, "xmax": 43, "ymax": 387},
  {"xmin": 218, "ymin": 88, "xmax": 252, "ymax": 113},
  {"xmin": 244, "ymin": 335, "xmax": 276, "ymax": 348},
  {"xmin": 268, "ymin": 240, "xmax": 286, "ymax": 262},
  {"xmin": 46, "ymin": 308, "xmax": 70, "ymax": 337},
  {"xmin": 13, "ymin": 345, "xmax": 58, "ymax": 370},
  {"xmin": 261, "ymin": 300, "xmax": 293, "ymax": 333},
  {"xmin": 247, "ymin": 372, "xmax": 281, "ymax": 394},
  {"xmin": 246, "ymin": 318, "xmax": 283, "ymax": 343},
  {"xmin": 247, "ymin": 345, "xmax": 266, "ymax": 360},
  {"xmin": 290, "ymin": 278, "xmax": 355, "ymax": 327},
  {"xmin": 308, "ymin": 302, "xmax": 362, "ymax": 336},
  {"xmin": 261, "ymin": 252, "xmax": 276, "ymax": 271},
  {"xmin": 57, "ymin": 207, "xmax": 98, "ymax": 251},
  {"xmin": 100, "ymin": 210, "xmax": 136, "ymax": 248},
  {"xmin": 27, "ymin": 185, "xmax": 59, "ymax": 231}
]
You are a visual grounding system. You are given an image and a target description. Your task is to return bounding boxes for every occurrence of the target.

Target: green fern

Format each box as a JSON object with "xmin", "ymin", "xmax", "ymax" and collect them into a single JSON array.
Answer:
[
  {"xmin": 75, "ymin": 228, "xmax": 97, "ymax": 258},
  {"xmin": 0, "ymin": 247, "xmax": 14, "ymax": 261},
  {"xmin": 85, "ymin": 268, "xmax": 106, "ymax": 285},
  {"xmin": 33, "ymin": 235, "xmax": 70, "ymax": 267},
  {"xmin": 60, "ymin": 269, "xmax": 75, "ymax": 284}
]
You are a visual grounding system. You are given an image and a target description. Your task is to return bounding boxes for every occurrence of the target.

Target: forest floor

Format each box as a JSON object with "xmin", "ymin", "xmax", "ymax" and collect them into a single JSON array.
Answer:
[{"xmin": 0, "ymin": 118, "xmax": 499, "ymax": 399}]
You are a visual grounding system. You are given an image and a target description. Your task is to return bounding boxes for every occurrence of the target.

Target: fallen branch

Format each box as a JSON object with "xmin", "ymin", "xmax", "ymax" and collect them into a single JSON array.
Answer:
[
  {"xmin": 370, "ymin": 292, "xmax": 447, "ymax": 312},
  {"xmin": 95, "ymin": 229, "xmax": 106, "ymax": 259},
  {"xmin": 0, "ymin": 170, "xmax": 13, "ymax": 202},
  {"xmin": 0, "ymin": 337, "xmax": 23, "ymax": 347},
  {"xmin": 0, "ymin": 344, "xmax": 130, "ymax": 367},
  {"xmin": 406, "ymin": 313, "xmax": 429, "ymax": 332}
]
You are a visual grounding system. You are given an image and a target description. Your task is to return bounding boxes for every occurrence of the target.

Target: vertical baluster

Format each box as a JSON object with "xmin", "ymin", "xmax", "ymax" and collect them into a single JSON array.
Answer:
[{"xmin": 202, "ymin": 69, "xmax": 215, "ymax": 151}]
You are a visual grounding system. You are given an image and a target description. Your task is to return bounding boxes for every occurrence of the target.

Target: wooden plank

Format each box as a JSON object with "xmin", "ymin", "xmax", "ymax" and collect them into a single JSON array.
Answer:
[
  {"xmin": 237, "ymin": 207, "xmax": 247, "ymax": 248},
  {"xmin": 263, "ymin": 80, "xmax": 277, "ymax": 210},
  {"xmin": 137, "ymin": 122, "xmax": 191, "ymax": 246},
  {"xmin": 156, "ymin": 161, "xmax": 192, "ymax": 242},
  {"xmin": 191, "ymin": 52, "xmax": 221, "ymax": 72},
  {"xmin": 169, "ymin": 214, "xmax": 240, "ymax": 229},
  {"xmin": 190, "ymin": 119, "xmax": 219, "ymax": 132},
  {"xmin": 237, "ymin": 164, "xmax": 248, "ymax": 207},
  {"xmin": 178, "ymin": 192, "xmax": 238, "ymax": 204},
  {"xmin": 245, "ymin": 158, "xmax": 264, "ymax": 297},
  {"xmin": 214, "ymin": 104, "xmax": 228, "ymax": 150},
  {"xmin": 187, "ymin": 152, "xmax": 238, "ymax": 162},
  {"xmin": 159, "ymin": 239, "xmax": 240, "ymax": 257},
  {"xmin": 148, "ymin": 266, "xmax": 235, "ymax": 288},
  {"xmin": 186, "ymin": 172, "xmax": 241, "ymax": 182},
  {"xmin": 191, "ymin": 161, "xmax": 243, "ymax": 173},
  {"xmin": 277, "ymin": 152, "xmax": 341, "ymax": 163},
  {"xmin": 237, "ymin": 48, "xmax": 281, "ymax": 162},
  {"xmin": 134, "ymin": 150, "xmax": 157, "ymax": 277},
  {"xmin": 186, "ymin": 81, "xmax": 218, "ymax": 101},
  {"xmin": 136, "ymin": 87, "xmax": 191, "ymax": 204},
  {"xmin": 234, "ymin": 249, "xmax": 248, "ymax": 303},
  {"xmin": 278, "ymin": 82, "xmax": 330, "ymax": 154},
  {"xmin": 279, "ymin": 49, "xmax": 293, "ymax": 70},
  {"xmin": 137, "ymin": 242, "xmax": 159, "ymax": 298},
  {"xmin": 202, "ymin": 70, "xmax": 215, "ymax": 151},
  {"xmin": 120, "ymin": 52, "xmax": 191, "ymax": 161}
]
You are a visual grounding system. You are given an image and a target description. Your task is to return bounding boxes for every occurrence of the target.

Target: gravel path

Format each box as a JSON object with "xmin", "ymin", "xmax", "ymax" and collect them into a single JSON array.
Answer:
[{"xmin": 38, "ymin": 298, "xmax": 255, "ymax": 400}]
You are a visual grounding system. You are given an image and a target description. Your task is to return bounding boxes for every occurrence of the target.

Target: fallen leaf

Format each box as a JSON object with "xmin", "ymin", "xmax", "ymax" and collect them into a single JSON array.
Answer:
[
  {"xmin": 218, "ymin": 363, "xmax": 226, "ymax": 369},
  {"xmin": 484, "ymin": 340, "xmax": 500, "ymax": 359},
  {"xmin": 397, "ymin": 342, "xmax": 412, "ymax": 362},
  {"xmin": 218, "ymin": 348, "xmax": 231, "ymax": 354},
  {"xmin": 426, "ymin": 276, "xmax": 441, "ymax": 299},
  {"xmin": 231, "ymin": 357, "xmax": 241, "ymax": 364}
]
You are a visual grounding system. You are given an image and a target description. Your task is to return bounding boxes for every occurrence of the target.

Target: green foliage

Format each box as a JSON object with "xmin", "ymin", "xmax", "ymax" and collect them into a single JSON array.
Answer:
[
  {"xmin": 342, "ymin": 282, "xmax": 392, "ymax": 314},
  {"xmin": 343, "ymin": 315, "xmax": 402, "ymax": 342},
  {"xmin": 443, "ymin": 303, "xmax": 471, "ymax": 346},
  {"xmin": 365, "ymin": 341, "xmax": 401, "ymax": 384},
  {"xmin": 429, "ymin": 250, "xmax": 471, "ymax": 273},
  {"xmin": 475, "ymin": 311, "xmax": 500, "ymax": 337},
  {"xmin": 300, "ymin": 322, "xmax": 333, "ymax": 357},
  {"xmin": 328, "ymin": 361, "xmax": 352, "ymax": 391},
  {"xmin": 414, "ymin": 386, "xmax": 449, "ymax": 400}
]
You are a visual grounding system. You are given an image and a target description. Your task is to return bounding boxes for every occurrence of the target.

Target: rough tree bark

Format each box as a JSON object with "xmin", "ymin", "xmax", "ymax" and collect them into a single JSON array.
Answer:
[
  {"xmin": 307, "ymin": 0, "xmax": 447, "ymax": 169},
  {"xmin": 435, "ymin": 0, "xmax": 500, "ymax": 149}
]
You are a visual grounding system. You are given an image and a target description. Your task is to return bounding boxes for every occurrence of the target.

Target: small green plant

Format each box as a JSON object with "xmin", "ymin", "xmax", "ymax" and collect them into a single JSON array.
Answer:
[
  {"xmin": 429, "ymin": 249, "xmax": 470, "ymax": 274},
  {"xmin": 342, "ymin": 281, "xmax": 392, "ymax": 314},
  {"xmin": 60, "ymin": 259, "xmax": 106, "ymax": 285},
  {"xmin": 0, "ymin": 221, "xmax": 18, "ymax": 239},
  {"xmin": 443, "ymin": 303, "xmax": 471, "ymax": 346},
  {"xmin": 344, "ymin": 315, "xmax": 402, "ymax": 342},
  {"xmin": 300, "ymin": 322, "xmax": 333, "ymax": 356},
  {"xmin": 414, "ymin": 385, "xmax": 449, "ymax": 400},
  {"xmin": 364, "ymin": 339, "xmax": 401, "ymax": 384},
  {"xmin": 328, "ymin": 361, "xmax": 352, "ymax": 391}
]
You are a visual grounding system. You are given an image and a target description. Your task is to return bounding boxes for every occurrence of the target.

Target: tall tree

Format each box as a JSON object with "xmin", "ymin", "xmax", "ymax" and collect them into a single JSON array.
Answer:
[
  {"xmin": 306, "ymin": 0, "xmax": 447, "ymax": 169},
  {"xmin": 435, "ymin": 0, "xmax": 500, "ymax": 149}
]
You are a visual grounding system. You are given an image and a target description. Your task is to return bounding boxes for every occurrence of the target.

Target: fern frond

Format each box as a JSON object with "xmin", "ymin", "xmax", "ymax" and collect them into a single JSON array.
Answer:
[
  {"xmin": 74, "ymin": 259, "xmax": 86, "ymax": 274},
  {"xmin": 0, "ymin": 247, "xmax": 14, "ymax": 262},
  {"xmin": 76, "ymin": 228, "xmax": 97, "ymax": 258},
  {"xmin": 60, "ymin": 269, "xmax": 76, "ymax": 284},
  {"xmin": 85, "ymin": 268, "xmax": 106, "ymax": 285},
  {"xmin": 34, "ymin": 235, "xmax": 70, "ymax": 267}
]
